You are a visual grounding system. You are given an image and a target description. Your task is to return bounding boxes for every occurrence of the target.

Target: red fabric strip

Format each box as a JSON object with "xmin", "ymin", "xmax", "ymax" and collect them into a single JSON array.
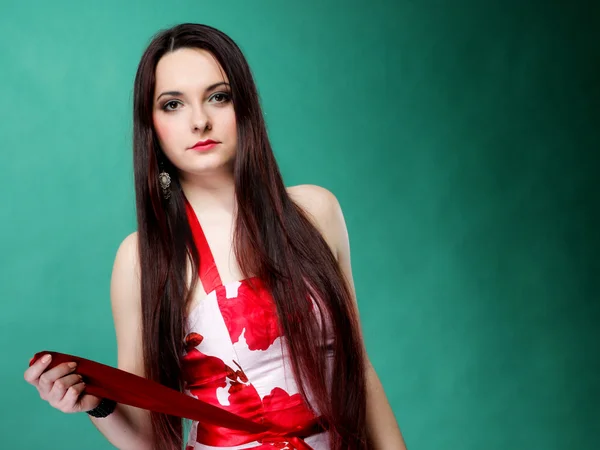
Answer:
[
  {"xmin": 29, "ymin": 351, "xmax": 325, "ymax": 448},
  {"xmin": 184, "ymin": 198, "xmax": 223, "ymax": 294}
]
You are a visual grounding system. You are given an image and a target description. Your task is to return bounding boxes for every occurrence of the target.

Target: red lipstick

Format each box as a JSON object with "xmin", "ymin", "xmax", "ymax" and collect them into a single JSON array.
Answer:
[{"xmin": 190, "ymin": 139, "xmax": 219, "ymax": 151}]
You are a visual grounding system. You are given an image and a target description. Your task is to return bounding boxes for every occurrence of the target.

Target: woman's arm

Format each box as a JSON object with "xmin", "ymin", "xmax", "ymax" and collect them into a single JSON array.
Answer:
[
  {"xmin": 364, "ymin": 361, "xmax": 407, "ymax": 448},
  {"xmin": 311, "ymin": 185, "xmax": 407, "ymax": 448},
  {"xmin": 88, "ymin": 232, "xmax": 153, "ymax": 450},
  {"xmin": 289, "ymin": 184, "xmax": 407, "ymax": 447},
  {"xmin": 330, "ymin": 192, "xmax": 407, "ymax": 448}
]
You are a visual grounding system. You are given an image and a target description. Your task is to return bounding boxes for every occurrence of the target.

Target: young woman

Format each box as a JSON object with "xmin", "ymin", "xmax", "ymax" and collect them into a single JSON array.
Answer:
[{"xmin": 24, "ymin": 23, "xmax": 406, "ymax": 450}]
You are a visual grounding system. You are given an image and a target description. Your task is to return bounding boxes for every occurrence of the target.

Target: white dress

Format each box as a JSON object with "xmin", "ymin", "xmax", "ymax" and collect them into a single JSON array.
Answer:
[{"xmin": 182, "ymin": 199, "xmax": 331, "ymax": 449}]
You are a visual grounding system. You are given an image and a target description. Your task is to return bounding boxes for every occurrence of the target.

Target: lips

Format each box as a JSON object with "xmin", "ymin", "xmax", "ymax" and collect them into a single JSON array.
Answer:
[{"xmin": 191, "ymin": 139, "xmax": 219, "ymax": 149}]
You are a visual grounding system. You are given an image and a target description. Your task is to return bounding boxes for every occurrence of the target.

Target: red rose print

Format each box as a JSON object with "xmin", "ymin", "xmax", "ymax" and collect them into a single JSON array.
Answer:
[{"xmin": 217, "ymin": 281, "xmax": 282, "ymax": 351}]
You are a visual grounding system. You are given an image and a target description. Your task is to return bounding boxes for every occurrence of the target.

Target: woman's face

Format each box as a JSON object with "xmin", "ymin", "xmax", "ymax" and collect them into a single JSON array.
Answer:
[{"xmin": 152, "ymin": 47, "xmax": 237, "ymax": 178}]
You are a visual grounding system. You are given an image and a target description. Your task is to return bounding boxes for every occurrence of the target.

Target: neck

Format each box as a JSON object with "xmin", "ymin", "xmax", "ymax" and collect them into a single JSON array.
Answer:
[{"xmin": 179, "ymin": 169, "xmax": 236, "ymax": 215}]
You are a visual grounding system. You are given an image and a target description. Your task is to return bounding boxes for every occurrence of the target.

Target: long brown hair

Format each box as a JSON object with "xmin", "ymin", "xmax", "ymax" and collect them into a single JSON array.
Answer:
[{"xmin": 132, "ymin": 23, "xmax": 367, "ymax": 449}]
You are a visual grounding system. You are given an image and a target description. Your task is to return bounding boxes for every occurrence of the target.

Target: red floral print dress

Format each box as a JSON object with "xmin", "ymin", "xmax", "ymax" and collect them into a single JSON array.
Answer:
[{"xmin": 181, "ymin": 199, "xmax": 331, "ymax": 449}]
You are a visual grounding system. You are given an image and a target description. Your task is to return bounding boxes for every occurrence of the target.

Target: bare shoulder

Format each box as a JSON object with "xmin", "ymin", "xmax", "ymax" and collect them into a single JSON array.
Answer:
[
  {"xmin": 286, "ymin": 184, "xmax": 345, "ymax": 258},
  {"xmin": 287, "ymin": 184, "xmax": 337, "ymax": 212},
  {"xmin": 287, "ymin": 186, "xmax": 360, "ymax": 317},
  {"xmin": 111, "ymin": 230, "xmax": 141, "ymax": 312},
  {"xmin": 113, "ymin": 229, "xmax": 138, "ymax": 257},
  {"xmin": 113, "ymin": 231, "xmax": 140, "ymax": 272},
  {"xmin": 111, "ymin": 231, "xmax": 141, "ymax": 293}
]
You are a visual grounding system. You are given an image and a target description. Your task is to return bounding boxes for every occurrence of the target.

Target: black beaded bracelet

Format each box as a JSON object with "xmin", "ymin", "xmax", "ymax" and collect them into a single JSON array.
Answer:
[{"xmin": 86, "ymin": 398, "xmax": 117, "ymax": 418}]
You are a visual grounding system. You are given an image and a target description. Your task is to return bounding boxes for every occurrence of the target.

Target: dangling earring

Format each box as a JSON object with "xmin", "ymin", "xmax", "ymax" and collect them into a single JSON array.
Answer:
[{"xmin": 158, "ymin": 170, "xmax": 171, "ymax": 200}]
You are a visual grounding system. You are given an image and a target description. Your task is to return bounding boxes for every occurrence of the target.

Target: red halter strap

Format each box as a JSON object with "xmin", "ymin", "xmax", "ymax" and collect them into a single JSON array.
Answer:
[{"xmin": 184, "ymin": 197, "xmax": 223, "ymax": 294}]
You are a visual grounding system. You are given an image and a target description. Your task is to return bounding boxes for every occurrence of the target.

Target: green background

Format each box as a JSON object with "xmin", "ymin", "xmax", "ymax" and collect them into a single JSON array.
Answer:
[{"xmin": 1, "ymin": 0, "xmax": 598, "ymax": 449}]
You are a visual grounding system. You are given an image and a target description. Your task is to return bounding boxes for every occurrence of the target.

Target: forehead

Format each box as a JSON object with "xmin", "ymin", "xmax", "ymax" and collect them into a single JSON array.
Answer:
[{"xmin": 154, "ymin": 47, "xmax": 228, "ymax": 92}]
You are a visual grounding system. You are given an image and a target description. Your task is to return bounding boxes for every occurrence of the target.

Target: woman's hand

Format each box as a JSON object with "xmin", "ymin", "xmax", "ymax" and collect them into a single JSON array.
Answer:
[{"xmin": 24, "ymin": 353, "xmax": 102, "ymax": 413}]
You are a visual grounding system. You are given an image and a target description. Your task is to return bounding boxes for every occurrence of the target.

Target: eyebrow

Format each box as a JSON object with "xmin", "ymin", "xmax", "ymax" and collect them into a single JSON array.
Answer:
[{"xmin": 156, "ymin": 82, "xmax": 230, "ymax": 102}]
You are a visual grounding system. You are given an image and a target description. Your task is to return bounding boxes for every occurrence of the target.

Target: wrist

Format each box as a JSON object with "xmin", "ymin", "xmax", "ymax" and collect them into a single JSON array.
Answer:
[{"xmin": 86, "ymin": 398, "xmax": 117, "ymax": 418}]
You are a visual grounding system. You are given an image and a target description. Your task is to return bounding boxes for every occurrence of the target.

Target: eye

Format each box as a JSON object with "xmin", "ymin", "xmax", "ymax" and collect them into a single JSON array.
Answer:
[
  {"xmin": 162, "ymin": 100, "xmax": 181, "ymax": 111},
  {"xmin": 210, "ymin": 92, "xmax": 231, "ymax": 104}
]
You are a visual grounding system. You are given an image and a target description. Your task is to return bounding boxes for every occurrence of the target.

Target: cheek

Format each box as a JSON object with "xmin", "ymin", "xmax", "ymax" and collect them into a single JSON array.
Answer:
[
  {"xmin": 153, "ymin": 117, "xmax": 167, "ymax": 142},
  {"xmin": 153, "ymin": 114, "xmax": 179, "ymax": 147},
  {"xmin": 225, "ymin": 113, "xmax": 238, "ymax": 140}
]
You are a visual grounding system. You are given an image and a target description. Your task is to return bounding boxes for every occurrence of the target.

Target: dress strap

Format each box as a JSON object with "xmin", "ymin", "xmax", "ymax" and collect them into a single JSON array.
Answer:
[{"xmin": 184, "ymin": 197, "xmax": 223, "ymax": 294}]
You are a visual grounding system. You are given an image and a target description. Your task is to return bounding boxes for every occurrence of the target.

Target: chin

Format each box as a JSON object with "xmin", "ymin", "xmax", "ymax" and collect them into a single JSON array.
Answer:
[{"xmin": 186, "ymin": 157, "xmax": 235, "ymax": 175}]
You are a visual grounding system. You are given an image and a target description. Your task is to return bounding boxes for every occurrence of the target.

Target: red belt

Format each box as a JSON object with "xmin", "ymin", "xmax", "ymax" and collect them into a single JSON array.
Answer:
[{"xmin": 29, "ymin": 351, "xmax": 325, "ymax": 449}]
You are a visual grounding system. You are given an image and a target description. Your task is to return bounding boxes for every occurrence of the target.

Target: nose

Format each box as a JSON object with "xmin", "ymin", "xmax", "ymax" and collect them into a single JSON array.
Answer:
[{"xmin": 190, "ymin": 104, "xmax": 211, "ymax": 132}]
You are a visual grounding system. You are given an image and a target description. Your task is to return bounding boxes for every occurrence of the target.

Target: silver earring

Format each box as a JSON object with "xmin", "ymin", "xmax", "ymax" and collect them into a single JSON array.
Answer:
[{"xmin": 158, "ymin": 171, "xmax": 171, "ymax": 200}]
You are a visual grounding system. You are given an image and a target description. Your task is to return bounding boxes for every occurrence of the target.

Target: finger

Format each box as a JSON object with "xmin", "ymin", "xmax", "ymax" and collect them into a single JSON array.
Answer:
[
  {"xmin": 38, "ymin": 362, "xmax": 78, "ymax": 397},
  {"xmin": 23, "ymin": 354, "xmax": 53, "ymax": 385},
  {"xmin": 60, "ymin": 381, "xmax": 86, "ymax": 413},
  {"xmin": 48, "ymin": 373, "xmax": 83, "ymax": 405}
]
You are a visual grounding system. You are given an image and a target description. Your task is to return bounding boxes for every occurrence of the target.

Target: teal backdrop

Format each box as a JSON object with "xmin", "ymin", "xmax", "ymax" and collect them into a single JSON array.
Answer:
[{"xmin": 1, "ymin": 0, "xmax": 598, "ymax": 449}]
